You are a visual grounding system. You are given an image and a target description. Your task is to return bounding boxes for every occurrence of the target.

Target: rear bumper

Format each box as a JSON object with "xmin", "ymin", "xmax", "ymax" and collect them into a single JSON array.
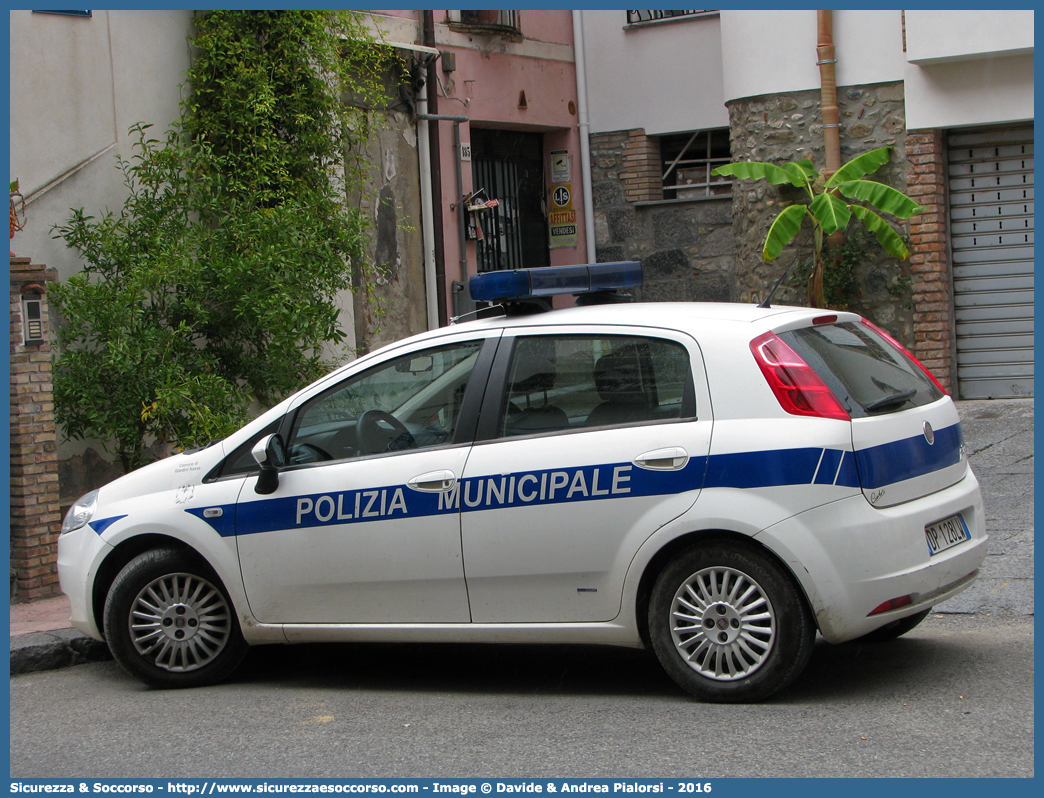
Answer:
[{"xmin": 756, "ymin": 469, "xmax": 987, "ymax": 643}]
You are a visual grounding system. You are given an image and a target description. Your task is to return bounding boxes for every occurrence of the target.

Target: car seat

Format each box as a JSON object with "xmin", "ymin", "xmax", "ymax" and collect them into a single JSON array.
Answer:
[
  {"xmin": 503, "ymin": 343, "xmax": 569, "ymax": 435},
  {"xmin": 585, "ymin": 343, "xmax": 658, "ymax": 427}
]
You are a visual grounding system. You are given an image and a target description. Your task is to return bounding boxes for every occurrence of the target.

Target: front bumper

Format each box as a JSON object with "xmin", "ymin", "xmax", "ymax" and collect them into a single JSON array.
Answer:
[{"xmin": 56, "ymin": 524, "xmax": 114, "ymax": 641}]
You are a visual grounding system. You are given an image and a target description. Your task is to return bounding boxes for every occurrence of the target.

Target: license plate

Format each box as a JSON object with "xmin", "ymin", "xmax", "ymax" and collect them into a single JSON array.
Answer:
[{"xmin": 925, "ymin": 514, "xmax": 970, "ymax": 556}]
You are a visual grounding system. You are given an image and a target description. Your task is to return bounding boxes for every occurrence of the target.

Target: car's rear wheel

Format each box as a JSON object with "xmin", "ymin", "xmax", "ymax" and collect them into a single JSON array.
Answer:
[
  {"xmin": 855, "ymin": 608, "xmax": 932, "ymax": 643},
  {"xmin": 103, "ymin": 548, "xmax": 247, "ymax": 689},
  {"xmin": 649, "ymin": 542, "xmax": 815, "ymax": 702}
]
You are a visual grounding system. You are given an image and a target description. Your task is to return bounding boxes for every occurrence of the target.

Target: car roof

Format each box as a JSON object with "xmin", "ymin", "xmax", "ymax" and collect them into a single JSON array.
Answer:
[
  {"xmin": 447, "ymin": 301, "xmax": 850, "ymax": 337},
  {"xmin": 329, "ymin": 301, "xmax": 861, "ymax": 391}
]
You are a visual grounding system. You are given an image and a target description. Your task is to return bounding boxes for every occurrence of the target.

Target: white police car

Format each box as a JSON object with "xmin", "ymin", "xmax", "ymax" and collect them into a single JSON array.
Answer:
[{"xmin": 58, "ymin": 262, "xmax": 986, "ymax": 702}]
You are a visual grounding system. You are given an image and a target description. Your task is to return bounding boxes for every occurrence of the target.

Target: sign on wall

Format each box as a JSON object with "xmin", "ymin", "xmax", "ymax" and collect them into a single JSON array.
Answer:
[
  {"xmin": 549, "ymin": 182, "xmax": 577, "ymax": 248},
  {"xmin": 551, "ymin": 149, "xmax": 570, "ymax": 183}
]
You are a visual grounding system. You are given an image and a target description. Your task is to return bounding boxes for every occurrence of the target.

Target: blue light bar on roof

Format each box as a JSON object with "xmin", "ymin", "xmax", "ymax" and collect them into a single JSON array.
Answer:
[{"xmin": 468, "ymin": 262, "xmax": 642, "ymax": 303}]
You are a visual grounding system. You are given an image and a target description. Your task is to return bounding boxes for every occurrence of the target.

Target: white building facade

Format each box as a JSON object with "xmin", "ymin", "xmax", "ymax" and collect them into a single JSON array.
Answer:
[{"xmin": 577, "ymin": 9, "xmax": 1034, "ymax": 399}]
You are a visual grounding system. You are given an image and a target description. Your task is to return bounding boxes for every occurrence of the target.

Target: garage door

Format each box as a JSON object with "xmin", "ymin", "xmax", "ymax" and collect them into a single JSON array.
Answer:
[{"xmin": 948, "ymin": 126, "xmax": 1034, "ymax": 399}]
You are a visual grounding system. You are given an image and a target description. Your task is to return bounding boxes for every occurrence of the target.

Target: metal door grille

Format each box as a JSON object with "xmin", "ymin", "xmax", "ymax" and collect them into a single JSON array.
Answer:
[
  {"xmin": 473, "ymin": 158, "xmax": 523, "ymax": 273},
  {"xmin": 948, "ymin": 126, "xmax": 1034, "ymax": 398},
  {"xmin": 471, "ymin": 129, "xmax": 548, "ymax": 274}
]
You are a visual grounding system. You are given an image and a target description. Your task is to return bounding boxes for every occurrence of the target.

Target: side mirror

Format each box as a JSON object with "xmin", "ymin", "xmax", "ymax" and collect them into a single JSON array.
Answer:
[{"xmin": 252, "ymin": 434, "xmax": 286, "ymax": 495}]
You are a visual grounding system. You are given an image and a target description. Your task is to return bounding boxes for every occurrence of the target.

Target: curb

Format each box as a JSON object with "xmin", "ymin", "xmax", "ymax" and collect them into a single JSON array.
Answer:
[{"xmin": 10, "ymin": 629, "xmax": 112, "ymax": 676}]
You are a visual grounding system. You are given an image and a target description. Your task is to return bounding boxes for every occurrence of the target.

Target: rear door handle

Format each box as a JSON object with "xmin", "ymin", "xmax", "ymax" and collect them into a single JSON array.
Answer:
[
  {"xmin": 634, "ymin": 447, "xmax": 689, "ymax": 471},
  {"xmin": 408, "ymin": 470, "xmax": 457, "ymax": 492}
]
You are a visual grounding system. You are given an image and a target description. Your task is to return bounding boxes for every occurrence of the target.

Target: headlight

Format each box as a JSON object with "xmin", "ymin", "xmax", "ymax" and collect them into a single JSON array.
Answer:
[{"xmin": 61, "ymin": 490, "xmax": 99, "ymax": 535}]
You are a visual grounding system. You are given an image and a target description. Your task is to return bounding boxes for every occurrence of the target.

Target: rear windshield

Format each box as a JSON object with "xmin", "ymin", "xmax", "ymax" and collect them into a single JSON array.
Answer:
[{"xmin": 780, "ymin": 322, "xmax": 944, "ymax": 418}]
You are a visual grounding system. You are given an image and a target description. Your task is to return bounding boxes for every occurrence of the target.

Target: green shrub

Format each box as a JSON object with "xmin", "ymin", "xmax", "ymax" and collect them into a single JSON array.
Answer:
[{"xmin": 51, "ymin": 11, "xmax": 394, "ymax": 471}]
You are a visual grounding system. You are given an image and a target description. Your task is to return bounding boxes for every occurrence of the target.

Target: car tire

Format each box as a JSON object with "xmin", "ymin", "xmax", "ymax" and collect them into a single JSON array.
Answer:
[
  {"xmin": 648, "ymin": 541, "xmax": 815, "ymax": 703},
  {"xmin": 103, "ymin": 548, "xmax": 248, "ymax": 689},
  {"xmin": 854, "ymin": 608, "xmax": 933, "ymax": 643}
]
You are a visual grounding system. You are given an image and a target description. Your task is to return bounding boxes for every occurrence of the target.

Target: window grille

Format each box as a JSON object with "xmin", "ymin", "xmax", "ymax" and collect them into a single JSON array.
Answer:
[
  {"xmin": 32, "ymin": 9, "xmax": 92, "ymax": 16},
  {"xmin": 626, "ymin": 11, "xmax": 714, "ymax": 25},
  {"xmin": 660, "ymin": 129, "xmax": 732, "ymax": 200},
  {"xmin": 450, "ymin": 10, "xmax": 520, "ymax": 35}
]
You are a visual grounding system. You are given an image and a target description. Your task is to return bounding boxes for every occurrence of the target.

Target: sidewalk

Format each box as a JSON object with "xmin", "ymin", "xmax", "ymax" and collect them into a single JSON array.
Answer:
[{"xmin": 8, "ymin": 398, "xmax": 1033, "ymax": 677}]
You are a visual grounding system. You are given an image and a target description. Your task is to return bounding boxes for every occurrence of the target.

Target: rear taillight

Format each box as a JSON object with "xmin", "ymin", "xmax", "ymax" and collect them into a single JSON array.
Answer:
[
  {"xmin": 861, "ymin": 318, "xmax": 948, "ymax": 396},
  {"xmin": 750, "ymin": 332, "xmax": 850, "ymax": 421}
]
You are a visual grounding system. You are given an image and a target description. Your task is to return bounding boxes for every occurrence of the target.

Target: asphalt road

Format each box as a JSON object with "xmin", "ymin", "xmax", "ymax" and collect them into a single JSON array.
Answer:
[
  {"xmin": 8, "ymin": 613, "xmax": 1033, "ymax": 778},
  {"xmin": 937, "ymin": 399, "xmax": 1034, "ymax": 615}
]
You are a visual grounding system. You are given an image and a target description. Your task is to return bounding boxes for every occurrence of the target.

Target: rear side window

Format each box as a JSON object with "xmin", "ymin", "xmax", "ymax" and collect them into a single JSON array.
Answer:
[
  {"xmin": 499, "ymin": 334, "xmax": 695, "ymax": 437},
  {"xmin": 780, "ymin": 322, "xmax": 944, "ymax": 417}
]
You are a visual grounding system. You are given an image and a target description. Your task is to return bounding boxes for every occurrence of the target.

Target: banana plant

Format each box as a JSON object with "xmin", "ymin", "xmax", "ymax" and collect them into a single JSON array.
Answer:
[{"xmin": 713, "ymin": 146, "xmax": 923, "ymax": 307}]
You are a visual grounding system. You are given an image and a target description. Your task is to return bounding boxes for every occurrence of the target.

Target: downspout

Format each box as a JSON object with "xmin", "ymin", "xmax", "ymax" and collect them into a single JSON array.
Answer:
[
  {"xmin": 572, "ymin": 10, "xmax": 596, "ymax": 259},
  {"xmin": 812, "ymin": 10, "xmax": 843, "ymax": 307},
  {"xmin": 416, "ymin": 80, "xmax": 439, "ymax": 330},
  {"xmin": 423, "ymin": 11, "xmax": 449, "ymax": 326},
  {"xmin": 816, "ymin": 11, "xmax": 842, "ymax": 177},
  {"xmin": 416, "ymin": 113, "xmax": 469, "ymax": 315}
]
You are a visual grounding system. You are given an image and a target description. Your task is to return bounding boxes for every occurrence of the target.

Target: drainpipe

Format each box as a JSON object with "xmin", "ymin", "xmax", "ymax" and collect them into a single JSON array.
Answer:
[
  {"xmin": 816, "ymin": 11, "xmax": 842, "ymax": 178},
  {"xmin": 572, "ymin": 10, "xmax": 596, "ymax": 259},
  {"xmin": 422, "ymin": 11, "xmax": 449, "ymax": 326},
  {"xmin": 416, "ymin": 87, "xmax": 439, "ymax": 329},
  {"xmin": 380, "ymin": 40, "xmax": 443, "ymax": 328},
  {"xmin": 813, "ymin": 10, "xmax": 843, "ymax": 307},
  {"xmin": 416, "ymin": 113, "xmax": 469, "ymax": 315}
]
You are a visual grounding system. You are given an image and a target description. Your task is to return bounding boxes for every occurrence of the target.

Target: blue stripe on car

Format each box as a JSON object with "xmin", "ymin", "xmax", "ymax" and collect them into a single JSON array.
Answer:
[
  {"xmin": 183, "ymin": 423, "xmax": 962, "ymax": 537},
  {"xmin": 88, "ymin": 515, "xmax": 127, "ymax": 535},
  {"xmin": 854, "ymin": 423, "xmax": 963, "ymax": 489}
]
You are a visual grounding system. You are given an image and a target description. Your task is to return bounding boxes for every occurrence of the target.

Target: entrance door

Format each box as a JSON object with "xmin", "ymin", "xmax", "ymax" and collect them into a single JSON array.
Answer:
[
  {"xmin": 948, "ymin": 126, "xmax": 1034, "ymax": 398},
  {"xmin": 472, "ymin": 129, "xmax": 550, "ymax": 272}
]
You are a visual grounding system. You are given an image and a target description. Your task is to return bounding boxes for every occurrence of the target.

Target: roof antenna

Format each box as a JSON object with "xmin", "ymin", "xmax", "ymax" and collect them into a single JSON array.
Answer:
[
  {"xmin": 450, "ymin": 304, "xmax": 505, "ymax": 325},
  {"xmin": 758, "ymin": 229, "xmax": 815, "ymax": 309}
]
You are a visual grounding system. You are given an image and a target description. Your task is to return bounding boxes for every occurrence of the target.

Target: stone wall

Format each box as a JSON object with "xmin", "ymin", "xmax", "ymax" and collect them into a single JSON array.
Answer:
[
  {"xmin": 590, "ymin": 129, "xmax": 737, "ymax": 303},
  {"xmin": 724, "ymin": 82, "xmax": 917, "ymax": 346}
]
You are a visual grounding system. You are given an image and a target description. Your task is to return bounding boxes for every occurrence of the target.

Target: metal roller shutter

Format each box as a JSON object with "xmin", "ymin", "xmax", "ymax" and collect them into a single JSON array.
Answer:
[{"xmin": 948, "ymin": 126, "xmax": 1034, "ymax": 399}]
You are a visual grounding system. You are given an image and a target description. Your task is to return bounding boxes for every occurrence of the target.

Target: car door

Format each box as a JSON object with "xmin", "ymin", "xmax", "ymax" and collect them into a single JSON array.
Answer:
[
  {"xmin": 235, "ymin": 333, "xmax": 498, "ymax": 624},
  {"xmin": 458, "ymin": 326, "xmax": 713, "ymax": 623}
]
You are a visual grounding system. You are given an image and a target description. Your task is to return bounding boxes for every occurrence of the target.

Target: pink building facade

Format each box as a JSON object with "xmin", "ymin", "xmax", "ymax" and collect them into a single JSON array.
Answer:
[{"xmin": 375, "ymin": 11, "xmax": 587, "ymax": 323}]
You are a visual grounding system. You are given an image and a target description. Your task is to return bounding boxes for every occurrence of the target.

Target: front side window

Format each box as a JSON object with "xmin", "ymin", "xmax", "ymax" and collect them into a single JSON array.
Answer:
[
  {"xmin": 500, "ymin": 334, "xmax": 694, "ymax": 437},
  {"xmin": 287, "ymin": 341, "xmax": 484, "ymax": 464}
]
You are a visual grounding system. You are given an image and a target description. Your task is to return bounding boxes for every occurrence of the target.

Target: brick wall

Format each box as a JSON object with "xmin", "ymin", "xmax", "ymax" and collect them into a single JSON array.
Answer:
[
  {"xmin": 10, "ymin": 256, "xmax": 62, "ymax": 600},
  {"xmin": 905, "ymin": 130, "xmax": 954, "ymax": 392},
  {"xmin": 620, "ymin": 130, "xmax": 662, "ymax": 203}
]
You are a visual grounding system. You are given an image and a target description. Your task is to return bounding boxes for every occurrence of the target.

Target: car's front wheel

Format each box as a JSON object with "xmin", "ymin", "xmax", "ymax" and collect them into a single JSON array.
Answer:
[
  {"xmin": 649, "ymin": 541, "xmax": 815, "ymax": 702},
  {"xmin": 103, "ymin": 548, "xmax": 248, "ymax": 689}
]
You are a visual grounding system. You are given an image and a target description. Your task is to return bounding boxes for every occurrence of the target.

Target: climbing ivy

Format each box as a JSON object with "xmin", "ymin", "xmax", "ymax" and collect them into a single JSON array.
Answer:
[{"xmin": 51, "ymin": 11, "xmax": 395, "ymax": 471}]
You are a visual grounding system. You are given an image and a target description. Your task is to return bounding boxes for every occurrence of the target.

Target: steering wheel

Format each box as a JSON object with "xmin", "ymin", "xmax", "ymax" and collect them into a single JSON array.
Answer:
[
  {"xmin": 356, "ymin": 410, "xmax": 417, "ymax": 455},
  {"xmin": 289, "ymin": 443, "xmax": 333, "ymax": 464}
]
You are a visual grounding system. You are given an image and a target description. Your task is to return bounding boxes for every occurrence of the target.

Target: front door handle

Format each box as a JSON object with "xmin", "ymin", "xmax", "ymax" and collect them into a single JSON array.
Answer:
[
  {"xmin": 408, "ymin": 470, "xmax": 457, "ymax": 492},
  {"xmin": 634, "ymin": 447, "xmax": 689, "ymax": 471}
]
